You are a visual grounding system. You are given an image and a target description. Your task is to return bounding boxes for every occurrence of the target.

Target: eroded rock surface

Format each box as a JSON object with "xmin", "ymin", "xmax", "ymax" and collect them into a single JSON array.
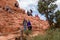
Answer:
[{"xmin": 0, "ymin": 0, "xmax": 49, "ymax": 40}]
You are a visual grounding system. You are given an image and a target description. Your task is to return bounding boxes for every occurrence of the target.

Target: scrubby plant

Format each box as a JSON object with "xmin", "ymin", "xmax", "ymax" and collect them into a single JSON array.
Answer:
[
  {"xmin": 31, "ymin": 28, "xmax": 60, "ymax": 40},
  {"xmin": 24, "ymin": 30, "xmax": 32, "ymax": 36}
]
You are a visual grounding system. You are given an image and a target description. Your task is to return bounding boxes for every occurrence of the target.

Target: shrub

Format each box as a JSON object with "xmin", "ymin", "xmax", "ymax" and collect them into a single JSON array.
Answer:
[
  {"xmin": 24, "ymin": 30, "xmax": 32, "ymax": 35},
  {"xmin": 31, "ymin": 28, "xmax": 60, "ymax": 40}
]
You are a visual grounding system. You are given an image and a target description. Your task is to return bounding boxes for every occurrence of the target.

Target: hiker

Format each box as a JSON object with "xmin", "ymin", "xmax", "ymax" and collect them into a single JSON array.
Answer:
[
  {"xmin": 4, "ymin": 6, "xmax": 12, "ymax": 13},
  {"xmin": 27, "ymin": 9, "xmax": 33, "ymax": 16},
  {"xmin": 4, "ymin": 6, "xmax": 10, "ymax": 11},
  {"xmin": 30, "ymin": 9, "xmax": 33, "ymax": 16},
  {"xmin": 14, "ymin": 1, "xmax": 19, "ymax": 8},
  {"xmin": 27, "ymin": 11, "xmax": 30, "ymax": 16},
  {"xmin": 23, "ymin": 19, "xmax": 27, "ymax": 30},
  {"xmin": 27, "ymin": 20, "xmax": 32, "ymax": 30}
]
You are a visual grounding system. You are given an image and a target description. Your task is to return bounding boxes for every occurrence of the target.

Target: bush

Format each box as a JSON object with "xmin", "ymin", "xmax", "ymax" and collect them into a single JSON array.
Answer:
[
  {"xmin": 24, "ymin": 30, "xmax": 32, "ymax": 35},
  {"xmin": 31, "ymin": 28, "xmax": 60, "ymax": 40},
  {"xmin": 23, "ymin": 30, "xmax": 32, "ymax": 40}
]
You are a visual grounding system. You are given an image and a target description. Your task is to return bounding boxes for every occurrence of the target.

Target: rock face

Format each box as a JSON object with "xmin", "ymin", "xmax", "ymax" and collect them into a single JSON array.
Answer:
[{"xmin": 0, "ymin": 0, "xmax": 49, "ymax": 33}]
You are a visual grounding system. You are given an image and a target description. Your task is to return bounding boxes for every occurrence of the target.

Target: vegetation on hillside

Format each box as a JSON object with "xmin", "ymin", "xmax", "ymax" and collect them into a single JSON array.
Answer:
[
  {"xmin": 38, "ymin": 0, "xmax": 57, "ymax": 27},
  {"xmin": 31, "ymin": 28, "xmax": 60, "ymax": 40},
  {"xmin": 25, "ymin": 0, "xmax": 60, "ymax": 40}
]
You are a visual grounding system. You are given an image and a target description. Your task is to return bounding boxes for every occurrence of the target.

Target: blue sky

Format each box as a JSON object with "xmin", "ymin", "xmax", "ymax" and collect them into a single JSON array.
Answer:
[{"xmin": 17, "ymin": 0, "xmax": 60, "ymax": 20}]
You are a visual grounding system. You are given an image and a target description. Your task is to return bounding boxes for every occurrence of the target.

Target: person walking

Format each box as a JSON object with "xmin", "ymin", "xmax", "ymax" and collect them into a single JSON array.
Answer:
[
  {"xmin": 27, "ymin": 9, "xmax": 33, "ymax": 16},
  {"xmin": 27, "ymin": 20, "xmax": 32, "ymax": 30},
  {"xmin": 30, "ymin": 9, "xmax": 33, "ymax": 16},
  {"xmin": 23, "ymin": 19, "xmax": 27, "ymax": 30}
]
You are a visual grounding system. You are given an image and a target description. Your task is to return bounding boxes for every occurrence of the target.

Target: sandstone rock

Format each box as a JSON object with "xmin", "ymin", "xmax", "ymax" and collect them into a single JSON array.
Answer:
[{"xmin": 0, "ymin": 0, "xmax": 49, "ymax": 34}]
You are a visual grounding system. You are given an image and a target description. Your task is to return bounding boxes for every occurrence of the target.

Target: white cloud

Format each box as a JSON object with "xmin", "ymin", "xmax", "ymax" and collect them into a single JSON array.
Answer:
[
  {"xmin": 55, "ymin": 0, "xmax": 60, "ymax": 10},
  {"xmin": 56, "ymin": 0, "xmax": 60, "ymax": 4},
  {"xmin": 17, "ymin": 0, "xmax": 39, "ymax": 10}
]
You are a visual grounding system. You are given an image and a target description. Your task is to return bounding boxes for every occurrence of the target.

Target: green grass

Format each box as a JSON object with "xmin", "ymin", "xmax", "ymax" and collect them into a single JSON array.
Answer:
[
  {"xmin": 24, "ymin": 30, "xmax": 32, "ymax": 35},
  {"xmin": 31, "ymin": 28, "xmax": 60, "ymax": 40}
]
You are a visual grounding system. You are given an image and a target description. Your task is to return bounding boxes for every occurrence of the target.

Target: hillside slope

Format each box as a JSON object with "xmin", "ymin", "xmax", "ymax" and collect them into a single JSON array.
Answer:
[{"xmin": 0, "ymin": 0, "xmax": 49, "ymax": 34}]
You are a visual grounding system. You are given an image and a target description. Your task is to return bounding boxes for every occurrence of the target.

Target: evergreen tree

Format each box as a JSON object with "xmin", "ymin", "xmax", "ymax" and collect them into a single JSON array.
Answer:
[
  {"xmin": 38, "ymin": 0, "xmax": 57, "ymax": 26},
  {"xmin": 55, "ymin": 10, "xmax": 60, "ymax": 28}
]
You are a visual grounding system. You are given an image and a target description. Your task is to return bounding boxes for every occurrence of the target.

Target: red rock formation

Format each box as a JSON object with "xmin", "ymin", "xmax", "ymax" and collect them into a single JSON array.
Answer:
[{"xmin": 0, "ymin": 0, "xmax": 49, "ymax": 34}]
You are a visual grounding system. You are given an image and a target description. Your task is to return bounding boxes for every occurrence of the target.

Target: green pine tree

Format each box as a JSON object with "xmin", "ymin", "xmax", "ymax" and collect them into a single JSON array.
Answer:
[
  {"xmin": 55, "ymin": 10, "xmax": 60, "ymax": 28},
  {"xmin": 38, "ymin": 0, "xmax": 57, "ymax": 27}
]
